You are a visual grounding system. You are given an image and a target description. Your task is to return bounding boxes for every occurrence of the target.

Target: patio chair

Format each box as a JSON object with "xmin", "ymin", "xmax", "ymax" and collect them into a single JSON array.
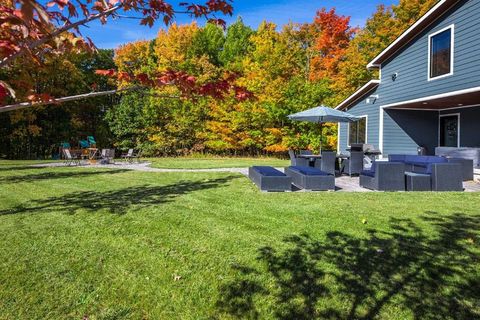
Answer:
[
  {"xmin": 299, "ymin": 150, "xmax": 313, "ymax": 155},
  {"xmin": 101, "ymin": 148, "xmax": 115, "ymax": 164},
  {"xmin": 63, "ymin": 149, "xmax": 81, "ymax": 166},
  {"xmin": 343, "ymin": 151, "xmax": 364, "ymax": 176},
  {"xmin": 360, "ymin": 161, "xmax": 405, "ymax": 191},
  {"xmin": 288, "ymin": 149, "xmax": 309, "ymax": 167},
  {"xmin": 314, "ymin": 151, "xmax": 336, "ymax": 176},
  {"xmin": 121, "ymin": 149, "xmax": 141, "ymax": 163}
]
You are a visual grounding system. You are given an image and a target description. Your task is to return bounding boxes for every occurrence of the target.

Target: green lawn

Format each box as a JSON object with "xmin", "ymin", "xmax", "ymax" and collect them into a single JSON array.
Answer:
[
  {"xmin": 0, "ymin": 163, "xmax": 479, "ymax": 319},
  {"xmin": 148, "ymin": 156, "xmax": 289, "ymax": 169},
  {"xmin": 0, "ymin": 159, "xmax": 57, "ymax": 166}
]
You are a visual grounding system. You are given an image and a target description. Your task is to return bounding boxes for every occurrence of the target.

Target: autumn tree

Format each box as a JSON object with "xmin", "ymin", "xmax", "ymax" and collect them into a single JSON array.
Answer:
[
  {"xmin": 309, "ymin": 8, "xmax": 356, "ymax": 82},
  {"xmin": 219, "ymin": 17, "xmax": 254, "ymax": 70},
  {"xmin": 0, "ymin": 50, "xmax": 116, "ymax": 158}
]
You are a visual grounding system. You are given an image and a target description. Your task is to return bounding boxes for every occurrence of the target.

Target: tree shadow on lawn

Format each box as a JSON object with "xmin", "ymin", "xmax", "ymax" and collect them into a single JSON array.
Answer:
[
  {"xmin": 0, "ymin": 175, "xmax": 239, "ymax": 216},
  {"xmin": 0, "ymin": 169, "xmax": 131, "ymax": 183},
  {"xmin": 0, "ymin": 165, "xmax": 50, "ymax": 172},
  {"xmin": 216, "ymin": 212, "xmax": 480, "ymax": 319}
]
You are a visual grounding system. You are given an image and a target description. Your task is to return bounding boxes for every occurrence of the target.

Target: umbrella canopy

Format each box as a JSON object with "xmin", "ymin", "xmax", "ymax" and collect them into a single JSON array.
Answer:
[
  {"xmin": 288, "ymin": 105, "xmax": 361, "ymax": 123},
  {"xmin": 288, "ymin": 105, "xmax": 361, "ymax": 153}
]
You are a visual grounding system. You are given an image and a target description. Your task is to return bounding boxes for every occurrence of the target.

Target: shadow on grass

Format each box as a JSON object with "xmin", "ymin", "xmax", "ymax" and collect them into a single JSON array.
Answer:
[
  {"xmin": 216, "ymin": 213, "xmax": 480, "ymax": 319},
  {"xmin": 0, "ymin": 165, "xmax": 50, "ymax": 172},
  {"xmin": 0, "ymin": 175, "xmax": 238, "ymax": 216},
  {"xmin": 0, "ymin": 169, "xmax": 130, "ymax": 183}
]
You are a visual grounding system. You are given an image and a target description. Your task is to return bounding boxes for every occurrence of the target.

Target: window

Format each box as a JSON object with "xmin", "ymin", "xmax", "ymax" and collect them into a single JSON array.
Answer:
[
  {"xmin": 428, "ymin": 25, "xmax": 454, "ymax": 80},
  {"xmin": 348, "ymin": 116, "xmax": 367, "ymax": 145}
]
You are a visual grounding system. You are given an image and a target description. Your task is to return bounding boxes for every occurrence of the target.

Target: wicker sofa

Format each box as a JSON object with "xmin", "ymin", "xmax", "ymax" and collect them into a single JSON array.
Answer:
[
  {"xmin": 388, "ymin": 155, "xmax": 463, "ymax": 191},
  {"xmin": 360, "ymin": 162, "xmax": 406, "ymax": 191}
]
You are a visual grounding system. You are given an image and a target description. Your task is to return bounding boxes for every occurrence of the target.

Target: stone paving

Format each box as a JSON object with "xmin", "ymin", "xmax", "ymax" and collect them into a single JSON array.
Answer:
[{"xmin": 31, "ymin": 161, "xmax": 480, "ymax": 192}]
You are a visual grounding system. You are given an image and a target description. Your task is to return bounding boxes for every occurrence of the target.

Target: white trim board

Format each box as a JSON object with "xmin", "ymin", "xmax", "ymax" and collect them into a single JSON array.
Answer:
[
  {"xmin": 384, "ymin": 104, "xmax": 480, "ymax": 112},
  {"xmin": 337, "ymin": 123, "xmax": 341, "ymax": 152},
  {"xmin": 380, "ymin": 86, "xmax": 480, "ymax": 109},
  {"xmin": 335, "ymin": 80, "xmax": 380, "ymax": 111},
  {"xmin": 379, "ymin": 107, "xmax": 384, "ymax": 156}
]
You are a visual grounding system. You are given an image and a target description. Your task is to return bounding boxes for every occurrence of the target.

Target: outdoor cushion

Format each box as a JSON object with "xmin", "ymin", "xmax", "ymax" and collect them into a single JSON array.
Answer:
[
  {"xmin": 289, "ymin": 166, "xmax": 329, "ymax": 176},
  {"xmin": 252, "ymin": 166, "xmax": 286, "ymax": 177},
  {"xmin": 388, "ymin": 154, "xmax": 407, "ymax": 163},
  {"xmin": 404, "ymin": 155, "xmax": 447, "ymax": 166},
  {"xmin": 360, "ymin": 169, "xmax": 375, "ymax": 177}
]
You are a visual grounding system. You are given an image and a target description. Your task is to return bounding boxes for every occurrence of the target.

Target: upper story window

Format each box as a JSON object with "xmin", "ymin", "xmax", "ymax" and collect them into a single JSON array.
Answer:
[
  {"xmin": 348, "ymin": 116, "xmax": 367, "ymax": 146},
  {"xmin": 428, "ymin": 25, "xmax": 454, "ymax": 80}
]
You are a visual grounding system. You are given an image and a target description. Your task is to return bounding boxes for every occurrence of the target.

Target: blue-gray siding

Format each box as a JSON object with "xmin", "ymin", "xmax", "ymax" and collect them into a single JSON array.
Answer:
[{"xmin": 339, "ymin": 0, "xmax": 480, "ymax": 155}]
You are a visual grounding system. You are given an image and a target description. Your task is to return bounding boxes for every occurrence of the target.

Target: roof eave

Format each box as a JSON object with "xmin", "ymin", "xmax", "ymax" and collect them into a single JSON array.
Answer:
[
  {"xmin": 335, "ymin": 80, "xmax": 380, "ymax": 111},
  {"xmin": 368, "ymin": 0, "xmax": 457, "ymax": 67}
]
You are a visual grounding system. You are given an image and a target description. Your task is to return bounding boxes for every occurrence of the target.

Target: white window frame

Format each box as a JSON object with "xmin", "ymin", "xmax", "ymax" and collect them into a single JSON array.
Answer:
[
  {"xmin": 428, "ymin": 24, "xmax": 454, "ymax": 81},
  {"xmin": 438, "ymin": 113, "xmax": 460, "ymax": 148},
  {"xmin": 347, "ymin": 115, "xmax": 368, "ymax": 147}
]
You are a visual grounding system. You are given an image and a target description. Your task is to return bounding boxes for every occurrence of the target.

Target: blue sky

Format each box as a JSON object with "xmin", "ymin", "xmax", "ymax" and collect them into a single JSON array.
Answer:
[{"xmin": 81, "ymin": 0, "xmax": 398, "ymax": 49}]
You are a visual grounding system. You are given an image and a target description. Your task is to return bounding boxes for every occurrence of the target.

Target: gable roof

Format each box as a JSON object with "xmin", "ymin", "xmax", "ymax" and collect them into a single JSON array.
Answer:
[
  {"xmin": 367, "ymin": 0, "xmax": 459, "ymax": 68},
  {"xmin": 335, "ymin": 80, "xmax": 380, "ymax": 111}
]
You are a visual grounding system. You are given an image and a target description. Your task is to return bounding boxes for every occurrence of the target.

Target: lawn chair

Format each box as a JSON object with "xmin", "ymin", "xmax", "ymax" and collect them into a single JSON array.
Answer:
[
  {"xmin": 101, "ymin": 148, "xmax": 115, "ymax": 164},
  {"xmin": 121, "ymin": 149, "xmax": 140, "ymax": 163},
  {"xmin": 63, "ymin": 149, "xmax": 81, "ymax": 166}
]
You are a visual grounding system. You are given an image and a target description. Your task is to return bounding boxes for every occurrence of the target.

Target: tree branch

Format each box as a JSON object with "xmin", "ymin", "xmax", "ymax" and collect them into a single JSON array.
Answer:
[
  {"xmin": 0, "ymin": 86, "xmax": 183, "ymax": 113},
  {"xmin": 0, "ymin": 4, "xmax": 123, "ymax": 68},
  {"xmin": 0, "ymin": 86, "xmax": 135, "ymax": 113}
]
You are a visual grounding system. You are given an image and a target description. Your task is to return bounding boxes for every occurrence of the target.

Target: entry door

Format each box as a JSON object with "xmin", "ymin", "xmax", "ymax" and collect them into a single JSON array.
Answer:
[{"xmin": 439, "ymin": 114, "xmax": 459, "ymax": 147}]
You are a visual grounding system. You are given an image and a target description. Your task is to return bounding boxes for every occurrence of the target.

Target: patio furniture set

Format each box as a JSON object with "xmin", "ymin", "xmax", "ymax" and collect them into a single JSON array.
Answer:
[
  {"xmin": 248, "ymin": 146, "xmax": 473, "ymax": 192},
  {"xmin": 62, "ymin": 148, "xmax": 141, "ymax": 166},
  {"xmin": 360, "ymin": 154, "xmax": 469, "ymax": 192}
]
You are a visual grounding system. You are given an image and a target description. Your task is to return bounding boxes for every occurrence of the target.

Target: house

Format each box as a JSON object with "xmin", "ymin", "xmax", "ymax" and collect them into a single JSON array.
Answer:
[{"xmin": 335, "ymin": 0, "xmax": 480, "ymax": 166}]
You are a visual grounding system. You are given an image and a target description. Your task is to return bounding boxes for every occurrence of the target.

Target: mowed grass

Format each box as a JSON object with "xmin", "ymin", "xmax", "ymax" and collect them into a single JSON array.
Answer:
[
  {"xmin": 0, "ymin": 163, "xmax": 479, "ymax": 319},
  {"xmin": 0, "ymin": 159, "xmax": 57, "ymax": 166},
  {"xmin": 148, "ymin": 156, "xmax": 289, "ymax": 169}
]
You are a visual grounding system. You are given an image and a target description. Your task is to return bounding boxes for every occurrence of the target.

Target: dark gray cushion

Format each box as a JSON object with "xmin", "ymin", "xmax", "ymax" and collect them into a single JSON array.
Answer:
[
  {"xmin": 360, "ymin": 170, "xmax": 375, "ymax": 177},
  {"xmin": 289, "ymin": 166, "xmax": 329, "ymax": 176},
  {"xmin": 252, "ymin": 166, "xmax": 286, "ymax": 177}
]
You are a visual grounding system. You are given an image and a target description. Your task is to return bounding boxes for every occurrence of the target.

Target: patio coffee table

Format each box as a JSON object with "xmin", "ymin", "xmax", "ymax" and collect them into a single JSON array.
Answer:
[{"xmin": 405, "ymin": 172, "xmax": 431, "ymax": 191}]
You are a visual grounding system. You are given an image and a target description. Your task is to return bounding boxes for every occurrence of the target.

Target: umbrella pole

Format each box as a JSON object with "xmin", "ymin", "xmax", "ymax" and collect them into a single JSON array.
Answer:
[{"xmin": 319, "ymin": 123, "xmax": 323, "ymax": 154}]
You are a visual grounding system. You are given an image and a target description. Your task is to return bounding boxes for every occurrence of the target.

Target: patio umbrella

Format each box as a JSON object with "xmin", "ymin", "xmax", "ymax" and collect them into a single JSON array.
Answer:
[{"xmin": 288, "ymin": 105, "xmax": 361, "ymax": 153}]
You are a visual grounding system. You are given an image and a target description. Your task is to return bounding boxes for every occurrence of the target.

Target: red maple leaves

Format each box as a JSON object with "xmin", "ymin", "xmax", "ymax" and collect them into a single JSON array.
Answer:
[
  {"xmin": 95, "ymin": 69, "xmax": 253, "ymax": 101},
  {"xmin": 0, "ymin": 0, "xmax": 235, "ymax": 105}
]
